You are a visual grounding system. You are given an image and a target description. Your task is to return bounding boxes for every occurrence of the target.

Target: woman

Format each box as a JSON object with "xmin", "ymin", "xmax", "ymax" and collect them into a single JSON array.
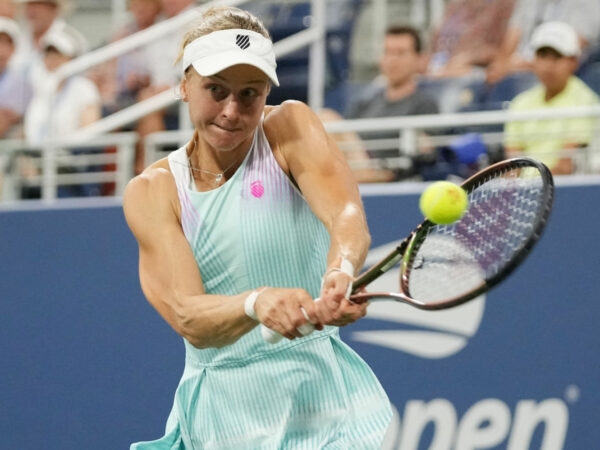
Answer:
[
  {"xmin": 20, "ymin": 25, "xmax": 102, "ymax": 198},
  {"xmin": 123, "ymin": 6, "xmax": 392, "ymax": 449}
]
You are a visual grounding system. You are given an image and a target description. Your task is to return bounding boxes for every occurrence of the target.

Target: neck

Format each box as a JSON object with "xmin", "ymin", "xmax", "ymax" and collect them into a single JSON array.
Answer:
[
  {"xmin": 186, "ymin": 131, "xmax": 248, "ymax": 187},
  {"xmin": 544, "ymin": 81, "xmax": 568, "ymax": 102},
  {"xmin": 385, "ymin": 79, "xmax": 417, "ymax": 101}
]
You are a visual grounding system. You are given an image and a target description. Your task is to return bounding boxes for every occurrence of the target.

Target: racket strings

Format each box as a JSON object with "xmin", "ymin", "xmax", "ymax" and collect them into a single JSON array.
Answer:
[{"xmin": 405, "ymin": 166, "xmax": 547, "ymax": 303}]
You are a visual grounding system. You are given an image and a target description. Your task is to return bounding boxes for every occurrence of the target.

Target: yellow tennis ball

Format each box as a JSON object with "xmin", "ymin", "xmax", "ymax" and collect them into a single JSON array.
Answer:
[{"xmin": 419, "ymin": 181, "xmax": 469, "ymax": 224}]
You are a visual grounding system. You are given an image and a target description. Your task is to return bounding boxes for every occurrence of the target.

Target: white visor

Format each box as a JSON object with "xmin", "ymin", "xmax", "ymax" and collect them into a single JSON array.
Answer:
[{"xmin": 182, "ymin": 29, "xmax": 279, "ymax": 86}]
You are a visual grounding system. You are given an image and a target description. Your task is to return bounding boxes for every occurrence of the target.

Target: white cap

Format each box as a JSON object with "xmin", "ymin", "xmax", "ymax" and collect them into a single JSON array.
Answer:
[
  {"xmin": 42, "ymin": 26, "xmax": 86, "ymax": 58},
  {"xmin": 0, "ymin": 17, "xmax": 19, "ymax": 44},
  {"xmin": 182, "ymin": 29, "xmax": 279, "ymax": 86},
  {"xmin": 530, "ymin": 21, "xmax": 581, "ymax": 57}
]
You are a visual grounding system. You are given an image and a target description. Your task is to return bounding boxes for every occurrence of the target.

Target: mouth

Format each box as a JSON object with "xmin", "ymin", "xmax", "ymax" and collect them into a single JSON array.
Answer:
[{"xmin": 212, "ymin": 122, "xmax": 240, "ymax": 133}]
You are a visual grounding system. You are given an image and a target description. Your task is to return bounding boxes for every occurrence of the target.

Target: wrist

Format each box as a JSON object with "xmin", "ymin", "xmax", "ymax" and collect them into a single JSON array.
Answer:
[
  {"xmin": 322, "ymin": 257, "xmax": 355, "ymax": 299},
  {"xmin": 244, "ymin": 287, "xmax": 267, "ymax": 321},
  {"xmin": 324, "ymin": 257, "xmax": 355, "ymax": 278}
]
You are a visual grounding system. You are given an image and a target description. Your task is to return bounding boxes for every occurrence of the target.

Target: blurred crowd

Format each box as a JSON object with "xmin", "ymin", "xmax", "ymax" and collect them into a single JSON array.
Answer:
[{"xmin": 1, "ymin": 0, "xmax": 599, "ymax": 199}]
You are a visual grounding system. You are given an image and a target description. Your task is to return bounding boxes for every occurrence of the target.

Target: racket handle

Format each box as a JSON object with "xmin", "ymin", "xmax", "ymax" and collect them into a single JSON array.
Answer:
[{"xmin": 261, "ymin": 303, "xmax": 317, "ymax": 344}]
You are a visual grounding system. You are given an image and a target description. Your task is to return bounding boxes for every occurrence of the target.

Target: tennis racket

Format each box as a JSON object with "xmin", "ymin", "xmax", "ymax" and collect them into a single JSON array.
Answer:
[{"xmin": 262, "ymin": 157, "xmax": 554, "ymax": 343}]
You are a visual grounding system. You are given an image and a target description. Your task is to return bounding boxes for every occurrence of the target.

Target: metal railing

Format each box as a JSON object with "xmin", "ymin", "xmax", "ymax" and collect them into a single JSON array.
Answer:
[
  {"xmin": 0, "ymin": 133, "xmax": 135, "ymax": 202},
  {"xmin": 144, "ymin": 105, "xmax": 600, "ymax": 169},
  {"xmin": 3, "ymin": 105, "xmax": 600, "ymax": 203},
  {"xmin": 66, "ymin": 0, "xmax": 328, "ymax": 142}
]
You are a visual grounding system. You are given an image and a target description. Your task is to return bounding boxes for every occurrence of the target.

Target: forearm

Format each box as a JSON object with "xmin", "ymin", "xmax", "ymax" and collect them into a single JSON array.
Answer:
[
  {"xmin": 144, "ymin": 279, "xmax": 258, "ymax": 349},
  {"xmin": 325, "ymin": 202, "xmax": 371, "ymax": 274},
  {"xmin": 173, "ymin": 292, "xmax": 258, "ymax": 349},
  {"xmin": 0, "ymin": 109, "xmax": 20, "ymax": 138}
]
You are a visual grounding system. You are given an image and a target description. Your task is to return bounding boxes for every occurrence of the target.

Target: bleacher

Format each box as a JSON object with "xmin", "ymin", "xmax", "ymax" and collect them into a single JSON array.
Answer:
[{"xmin": 1, "ymin": 0, "xmax": 600, "ymax": 202}]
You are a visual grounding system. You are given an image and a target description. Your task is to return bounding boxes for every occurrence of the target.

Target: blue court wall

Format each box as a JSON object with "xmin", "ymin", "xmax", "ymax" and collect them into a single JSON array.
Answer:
[{"xmin": 0, "ymin": 181, "xmax": 598, "ymax": 450}]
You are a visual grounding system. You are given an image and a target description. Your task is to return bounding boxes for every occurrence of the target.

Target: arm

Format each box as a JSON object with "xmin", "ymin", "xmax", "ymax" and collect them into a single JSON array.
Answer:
[
  {"xmin": 123, "ymin": 166, "xmax": 259, "ymax": 348},
  {"xmin": 79, "ymin": 104, "xmax": 101, "ymax": 128},
  {"xmin": 0, "ymin": 109, "xmax": 21, "ymax": 138},
  {"xmin": 318, "ymin": 107, "xmax": 395, "ymax": 183},
  {"xmin": 264, "ymin": 101, "xmax": 371, "ymax": 326},
  {"xmin": 486, "ymin": 26, "xmax": 527, "ymax": 84}
]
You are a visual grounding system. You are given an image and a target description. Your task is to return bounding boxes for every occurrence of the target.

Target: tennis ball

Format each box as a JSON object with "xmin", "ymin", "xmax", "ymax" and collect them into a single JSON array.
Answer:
[{"xmin": 419, "ymin": 181, "xmax": 468, "ymax": 224}]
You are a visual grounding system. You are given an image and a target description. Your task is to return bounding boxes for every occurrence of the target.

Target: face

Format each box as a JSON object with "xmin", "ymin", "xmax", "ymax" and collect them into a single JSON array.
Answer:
[
  {"xmin": 43, "ymin": 47, "xmax": 70, "ymax": 72},
  {"xmin": 0, "ymin": 0, "xmax": 16, "ymax": 18},
  {"xmin": 161, "ymin": 0, "xmax": 191, "ymax": 18},
  {"xmin": 129, "ymin": 0, "xmax": 161, "ymax": 29},
  {"xmin": 24, "ymin": 2, "xmax": 58, "ymax": 34},
  {"xmin": 181, "ymin": 64, "xmax": 271, "ymax": 153},
  {"xmin": 534, "ymin": 47, "xmax": 577, "ymax": 94},
  {"xmin": 379, "ymin": 33, "xmax": 421, "ymax": 87},
  {"xmin": 0, "ymin": 33, "xmax": 14, "ymax": 70}
]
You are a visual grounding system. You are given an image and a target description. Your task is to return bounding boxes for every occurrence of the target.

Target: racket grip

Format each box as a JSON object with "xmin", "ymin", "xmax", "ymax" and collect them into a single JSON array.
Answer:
[{"xmin": 261, "ymin": 304, "xmax": 317, "ymax": 344}]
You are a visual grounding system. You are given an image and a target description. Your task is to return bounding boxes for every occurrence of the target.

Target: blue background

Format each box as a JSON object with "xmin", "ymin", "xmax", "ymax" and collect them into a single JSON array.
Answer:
[{"xmin": 1, "ymin": 181, "xmax": 598, "ymax": 449}]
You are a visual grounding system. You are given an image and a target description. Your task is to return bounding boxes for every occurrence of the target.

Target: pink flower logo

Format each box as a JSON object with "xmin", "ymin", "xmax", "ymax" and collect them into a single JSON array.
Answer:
[{"xmin": 250, "ymin": 180, "xmax": 264, "ymax": 198}]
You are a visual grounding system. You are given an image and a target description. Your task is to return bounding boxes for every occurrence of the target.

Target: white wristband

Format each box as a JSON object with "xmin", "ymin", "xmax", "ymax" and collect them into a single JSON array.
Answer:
[
  {"xmin": 340, "ymin": 257, "xmax": 355, "ymax": 277},
  {"xmin": 322, "ymin": 257, "xmax": 355, "ymax": 299},
  {"xmin": 244, "ymin": 288, "xmax": 266, "ymax": 321},
  {"xmin": 323, "ymin": 257, "xmax": 355, "ymax": 279}
]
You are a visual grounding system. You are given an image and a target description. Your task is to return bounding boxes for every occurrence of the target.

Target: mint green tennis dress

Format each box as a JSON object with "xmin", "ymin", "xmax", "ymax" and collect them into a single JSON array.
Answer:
[{"xmin": 131, "ymin": 120, "xmax": 392, "ymax": 449}]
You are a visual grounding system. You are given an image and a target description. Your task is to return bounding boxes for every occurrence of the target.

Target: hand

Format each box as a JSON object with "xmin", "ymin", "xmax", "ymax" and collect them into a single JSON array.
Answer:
[
  {"xmin": 253, "ymin": 287, "xmax": 324, "ymax": 340},
  {"xmin": 317, "ymin": 269, "xmax": 367, "ymax": 327},
  {"xmin": 486, "ymin": 57, "xmax": 510, "ymax": 85}
]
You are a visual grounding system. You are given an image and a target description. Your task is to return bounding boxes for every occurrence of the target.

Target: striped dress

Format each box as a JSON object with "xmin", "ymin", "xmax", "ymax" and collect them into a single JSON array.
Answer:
[{"xmin": 131, "ymin": 121, "xmax": 392, "ymax": 450}]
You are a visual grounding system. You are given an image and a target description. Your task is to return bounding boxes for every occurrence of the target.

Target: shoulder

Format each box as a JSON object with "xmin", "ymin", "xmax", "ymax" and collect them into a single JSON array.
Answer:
[
  {"xmin": 264, "ymin": 100, "xmax": 314, "ymax": 124},
  {"xmin": 263, "ymin": 100, "xmax": 322, "ymax": 142},
  {"xmin": 123, "ymin": 159, "xmax": 178, "ymax": 223},
  {"xmin": 68, "ymin": 76, "xmax": 101, "ymax": 102},
  {"xmin": 410, "ymin": 90, "xmax": 440, "ymax": 114},
  {"xmin": 71, "ymin": 76, "xmax": 98, "ymax": 92},
  {"xmin": 508, "ymin": 84, "xmax": 542, "ymax": 110},
  {"xmin": 569, "ymin": 76, "xmax": 600, "ymax": 103},
  {"xmin": 346, "ymin": 83, "xmax": 386, "ymax": 117}
]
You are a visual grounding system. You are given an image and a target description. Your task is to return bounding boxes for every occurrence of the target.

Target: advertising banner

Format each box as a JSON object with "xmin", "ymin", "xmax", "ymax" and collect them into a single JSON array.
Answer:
[{"xmin": 1, "ymin": 181, "xmax": 598, "ymax": 449}]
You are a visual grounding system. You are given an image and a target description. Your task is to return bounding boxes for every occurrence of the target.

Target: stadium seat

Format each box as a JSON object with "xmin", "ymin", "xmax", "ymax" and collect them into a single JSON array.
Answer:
[
  {"xmin": 483, "ymin": 71, "xmax": 538, "ymax": 110},
  {"xmin": 579, "ymin": 61, "xmax": 600, "ymax": 97},
  {"xmin": 267, "ymin": 0, "xmax": 363, "ymax": 106}
]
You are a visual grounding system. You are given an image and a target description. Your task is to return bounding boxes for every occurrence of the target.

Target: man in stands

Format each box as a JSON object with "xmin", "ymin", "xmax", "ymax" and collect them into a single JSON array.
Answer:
[
  {"xmin": 504, "ymin": 22, "xmax": 599, "ymax": 175},
  {"xmin": 321, "ymin": 25, "xmax": 439, "ymax": 183}
]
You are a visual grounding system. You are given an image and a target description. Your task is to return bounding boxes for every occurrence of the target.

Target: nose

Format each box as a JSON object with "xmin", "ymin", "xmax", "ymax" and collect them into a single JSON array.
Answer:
[{"xmin": 221, "ymin": 94, "xmax": 242, "ymax": 118}]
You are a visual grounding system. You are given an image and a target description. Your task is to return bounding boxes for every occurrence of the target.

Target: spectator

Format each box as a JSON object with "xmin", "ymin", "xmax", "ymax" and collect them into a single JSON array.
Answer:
[
  {"xmin": 3, "ymin": 0, "xmax": 87, "ymax": 137},
  {"xmin": 0, "ymin": 17, "xmax": 22, "ymax": 137},
  {"xmin": 0, "ymin": 0, "xmax": 16, "ymax": 18},
  {"xmin": 13, "ymin": 0, "xmax": 82, "ymax": 66},
  {"xmin": 321, "ymin": 25, "xmax": 439, "ymax": 183},
  {"xmin": 504, "ymin": 22, "xmax": 599, "ymax": 175},
  {"xmin": 421, "ymin": 0, "xmax": 516, "ymax": 113},
  {"xmin": 19, "ymin": 26, "xmax": 102, "ymax": 197},
  {"xmin": 91, "ymin": 0, "xmax": 163, "ymax": 116},
  {"xmin": 486, "ymin": 0, "xmax": 600, "ymax": 85},
  {"xmin": 133, "ymin": 0, "xmax": 197, "ymax": 174},
  {"xmin": 425, "ymin": 0, "xmax": 516, "ymax": 78}
]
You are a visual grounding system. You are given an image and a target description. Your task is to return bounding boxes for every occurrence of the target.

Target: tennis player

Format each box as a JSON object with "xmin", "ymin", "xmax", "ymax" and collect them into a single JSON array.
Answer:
[{"xmin": 123, "ymin": 6, "xmax": 392, "ymax": 449}]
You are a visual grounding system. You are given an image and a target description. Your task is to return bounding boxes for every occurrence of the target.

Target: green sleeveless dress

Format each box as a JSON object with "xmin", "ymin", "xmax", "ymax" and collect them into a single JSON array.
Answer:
[{"xmin": 131, "ymin": 122, "xmax": 392, "ymax": 449}]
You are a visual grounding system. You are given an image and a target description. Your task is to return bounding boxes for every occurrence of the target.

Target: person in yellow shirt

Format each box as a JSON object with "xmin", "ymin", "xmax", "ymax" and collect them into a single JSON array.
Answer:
[{"xmin": 504, "ymin": 21, "xmax": 599, "ymax": 175}]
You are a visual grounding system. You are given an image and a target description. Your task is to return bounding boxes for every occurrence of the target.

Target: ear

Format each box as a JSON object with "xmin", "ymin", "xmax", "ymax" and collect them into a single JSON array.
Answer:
[{"xmin": 179, "ymin": 80, "xmax": 189, "ymax": 102}]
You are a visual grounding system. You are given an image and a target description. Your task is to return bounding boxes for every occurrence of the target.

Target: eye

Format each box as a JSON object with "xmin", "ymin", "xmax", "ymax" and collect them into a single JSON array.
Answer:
[
  {"xmin": 207, "ymin": 84, "xmax": 229, "ymax": 102},
  {"xmin": 238, "ymin": 88, "xmax": 261, "ymax": 107}
]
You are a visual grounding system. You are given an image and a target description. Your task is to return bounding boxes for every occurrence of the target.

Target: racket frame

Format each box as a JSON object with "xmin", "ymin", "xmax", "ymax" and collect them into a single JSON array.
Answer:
[{"xmin": 349, "ymin": 157, "xmax": 554, "ymax": 310}]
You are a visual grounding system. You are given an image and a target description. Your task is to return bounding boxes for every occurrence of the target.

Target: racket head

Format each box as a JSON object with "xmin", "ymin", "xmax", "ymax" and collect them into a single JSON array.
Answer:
[{"xmin": 354, "ymin": 157, "xmax": 554, "ymax": 310}]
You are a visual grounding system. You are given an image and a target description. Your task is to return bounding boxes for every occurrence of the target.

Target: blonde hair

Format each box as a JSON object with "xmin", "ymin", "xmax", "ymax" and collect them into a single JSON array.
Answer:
[{"xmin": 175, "ymin": 6, "xmax": 271, "ymax": 67}]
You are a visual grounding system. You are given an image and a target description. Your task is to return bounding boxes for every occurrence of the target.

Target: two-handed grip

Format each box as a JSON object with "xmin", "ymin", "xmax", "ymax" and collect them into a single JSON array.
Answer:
[{"xmin": 261, "ymin": 299, "xmax": 320, "ymax": 344}]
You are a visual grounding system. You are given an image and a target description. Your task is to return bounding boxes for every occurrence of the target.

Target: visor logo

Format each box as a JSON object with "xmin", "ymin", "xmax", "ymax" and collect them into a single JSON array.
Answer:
[{"xmin": 236, "ymin": 34, "xmax": 250, "ymax": 50}]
